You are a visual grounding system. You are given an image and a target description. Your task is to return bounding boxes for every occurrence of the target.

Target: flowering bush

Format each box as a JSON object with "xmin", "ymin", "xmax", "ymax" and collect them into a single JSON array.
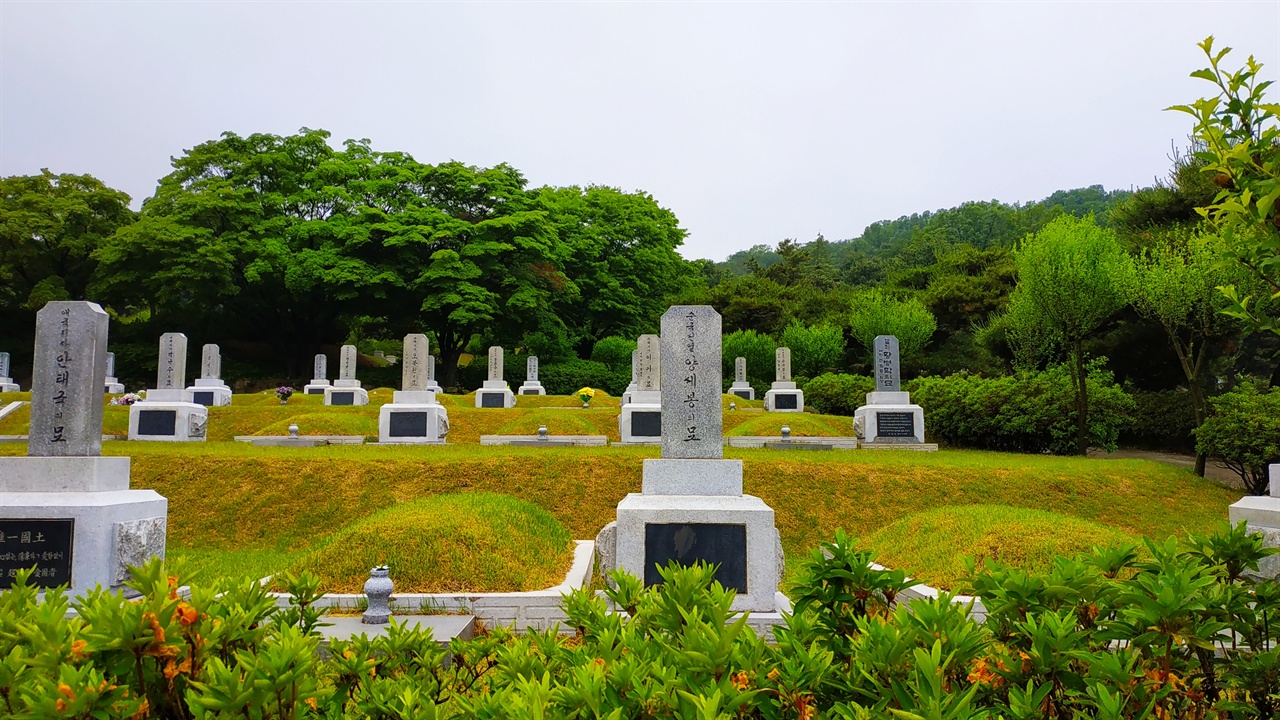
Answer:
[
  {"xmin": 275, "ymin": 386, "xmax": 295, "ymax": 402},
  {"xmin": 2, "ymin": 526, "xmax": 1277, "ymax": 718}
]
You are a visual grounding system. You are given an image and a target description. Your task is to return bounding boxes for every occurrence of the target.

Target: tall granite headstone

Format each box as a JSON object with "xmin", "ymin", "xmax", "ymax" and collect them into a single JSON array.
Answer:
[
  {"xmin": 189, "ymin": 343, "xmax": 232, "ymax": 406},
  {"xmin": 765, "ymin": 346, "xmax": 803, "ymax": 412},
  {"xmin": 518, "ymin": 355, "xmax": 545, "ymax": 395},
  {"xmin": 339, "ymin": 345, "xmax": 357, "ymax": 381},
  {"xmin": 730, "ymin": 355, "xmax": 754, "ymax": 399},
  {"xmin": 131, "ymin": 332, "xmax": 208, "ymax": 440},
  {"xmin": 476, "ymin": 346, "xmax": 516, "ymax": 407},
  {"xmin": 379, "ymin": 333, "xmax": 448, "ymax": 443},
  {"xmin": 660, "ymin": 306, "xmax": 722, "ymax": 460},
  {"xmin": 854, "ymin": 334, "xmax": 928, "ymax": 446},
  {"xmin": 3, "ymin": 301, "xmax": 168, "ymax": 593},
  {"xmin": 527, "ymin": 356, "xmax": 538, "ymax": 381},
  {"xmin": 104, "ymin": 351, "xmax": 124, "ymax": 394},
  {"xmin": 488, "ymin": 346, "xmax": 503, "ymax": 381},
  {"xmin": 620, "ymin": 336, "xmax": 663, "ymax": 442},
  {"xmin": 637, "ymin": 335, "xmax": 661, "ymax": 391},
  {"xmin": 200, "ymin": 344, "xmax": 220, "ymax": 380},
  {"xmin": 402, "ymin": 334, "xmax": 429, "ymax": 391},
  {"xmin": 875, "ymin": 335, "xmax": 900, "ymax": 392},
  {"xmin": 775, "ymin": 347, "xmax": 791, "ymax": 383},
  {"xmin": 156, "ymin": 333, "xmax": 187, "ymax": 390},
  {"xmin": 0, "ymin": 351, "xmax": 15, "ymax": 392},
  {"xmin": 324, "ymin": 344, "xmax": 369, "ymax": 405},
  {"xmin": 304, "ymin": 353, "xmax": 331, "ymax": 394}
]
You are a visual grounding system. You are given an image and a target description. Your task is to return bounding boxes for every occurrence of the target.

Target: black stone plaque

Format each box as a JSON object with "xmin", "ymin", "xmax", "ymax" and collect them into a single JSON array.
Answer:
[
  {"xmin": 644, "ymin": 523, "xmax": 747, "ymax": 592},
  {"xmin": 0, "ymin": 519, "xmax": 74, "ymax": 589},
  {"xmin": 330, "ymin": 391, "xmax": 355, "ymax": 406},
  {"xmin": 632, "ymin": 411, "xmax": 661, "ymax": 437},
  {"xmin": 306, "ymin": 387, "xmax": 325, "ymax": 395},
  {"xmin": 775, "ymin": 393, "xmax": 799, "ymax": 410},
  {"xmin": 389, "ymin": 411, "xmax": 427, "ymax": 437},
  {"xmin": 192, "ymin": 391, "xmax": 215, "ymax": 407},
  {"xmin": 480, "ymin": 392, "xmax": 505, "ymax": 408},
  {"xmin": 137, "ymin": 409, "xmax": 177, "ymax": 436},
  {"xmin": 876, "ymin": 412, "xmax": 916, "ymax": 438},
  {"xmin": 732, "ymin": 389, "xmax": 752, "ymax": 399}
]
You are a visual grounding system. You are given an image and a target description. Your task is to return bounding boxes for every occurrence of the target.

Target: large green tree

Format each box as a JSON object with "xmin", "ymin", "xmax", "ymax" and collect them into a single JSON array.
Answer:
[{"xmin": 1002, "ymin": 215, "xmax": 1134, "ymax": 455}]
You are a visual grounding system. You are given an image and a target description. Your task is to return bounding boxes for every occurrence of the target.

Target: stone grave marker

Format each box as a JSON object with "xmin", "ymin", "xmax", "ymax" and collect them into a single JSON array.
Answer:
[
  {"xmin": 339, "ymin": 345, "xmax": 357, "ymax": 380},
  {"xmin": 765, "ymin": 346, "xmax": 803, "ymax": 412},
  {"xmin": 488, "ymin": 346, "xmax": 503, "ymax": 381},
  {"xmin": 637, "ymin": 334, "xmax": 660, "ymax": 391},
  {"xmin": 660, "ymin": 306, "xmax": 722, "ymax": 460},
  {"xmin": 156, "ymin": 333, "xmax": 187, "ymax": 390},
  {"xmin": 200, "ymin": 344, "xmax": 221, "ymax": 380},
  {"xmin": 875, "ymin": 335, "xmax": 900, "ymax": 392},
  {"xmin": 402, "ymin": 334, "xmax": 429, "ymax": 391},
  {"xmin": 527, "ymin": 355, "xmax": 538, "ymax": 381},
  {"xmin": 28, "ymin": 302, "xmax": 109, "ymax": 457},
  {"xmin": 775, "ymin": 347, "xmax": 791, "ymax": 382}
]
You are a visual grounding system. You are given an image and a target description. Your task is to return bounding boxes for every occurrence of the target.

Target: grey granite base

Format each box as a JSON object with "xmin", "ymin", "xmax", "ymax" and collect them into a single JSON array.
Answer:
[
  {"xmin": 233, "ymin": 435, "xmax": 366, "ymax": 445},
  {"xmin": 726, "ymin": 436, "xmax": 858, "ymax": 449},
  {"xmin": 316, "ymin": 614, "xmax": 475, "ymax": 644},
  {"xmin": 480, "ymin": 435, "xmax": 608, "ymax": 446},
  {"xmin": 127, "ymin": 401, "xmax": 208, "ymax": 442}
]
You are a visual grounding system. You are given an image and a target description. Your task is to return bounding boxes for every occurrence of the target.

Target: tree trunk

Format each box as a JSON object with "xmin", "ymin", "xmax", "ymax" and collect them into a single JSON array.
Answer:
[{"xmin": 1075, "ymin": 341, "xmax": 1089, "ymax": 456}]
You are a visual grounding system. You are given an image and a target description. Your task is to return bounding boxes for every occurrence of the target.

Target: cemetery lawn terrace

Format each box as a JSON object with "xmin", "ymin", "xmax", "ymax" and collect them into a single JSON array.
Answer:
[{"xmin": 0, "ymin": 433, "xmax": 1237, "ymax": 593}]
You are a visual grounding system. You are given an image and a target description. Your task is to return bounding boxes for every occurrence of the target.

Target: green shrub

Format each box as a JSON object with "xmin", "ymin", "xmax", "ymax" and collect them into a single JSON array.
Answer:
[
  {"xmin": 911, "ymin": 361, "xmax": 1134, "ymax": 454},
  {"xmin": 1195, "ymin": 384, "xmax": 1280, "ymax": 494},
  {"xmin": 1120, "ymin": 388, "xmax": 1198, "ymax": 453},
  {"xmin": 779, "ymin": 321, "xmax": 845, "ymax": 378},
  {"xmin": 539, "ymin": 358, "xmax": 628, "ymax": 395},
  {"xmin": 804, "ymin": 373, "xmax": 875, "ymax": 416},
  {"xmin": 590, "ymin": 336, "xmax": 637, "ymax": 372}
]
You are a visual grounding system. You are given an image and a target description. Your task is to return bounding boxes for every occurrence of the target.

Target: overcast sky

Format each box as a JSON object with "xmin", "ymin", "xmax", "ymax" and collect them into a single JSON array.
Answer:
[{"xmin": 2, "ymin": 2, "xmax": 1278, "ymax": 261}]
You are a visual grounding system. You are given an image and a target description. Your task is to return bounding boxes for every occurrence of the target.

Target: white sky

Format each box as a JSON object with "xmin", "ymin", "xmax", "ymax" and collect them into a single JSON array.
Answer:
[{"xmin": 2, "ymin": 2, "xmax": 1278, "ymax": 261}]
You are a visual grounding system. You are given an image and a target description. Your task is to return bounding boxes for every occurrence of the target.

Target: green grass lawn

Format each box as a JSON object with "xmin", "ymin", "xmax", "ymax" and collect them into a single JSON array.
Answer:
[{"xmin": 0, "ymin": 393, "xmax": 1240, "ymax": 592}]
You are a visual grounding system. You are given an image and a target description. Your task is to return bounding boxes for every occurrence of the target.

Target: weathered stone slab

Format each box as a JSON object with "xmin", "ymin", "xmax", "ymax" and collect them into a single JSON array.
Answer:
[
  {"xmin": 314, "ymin": 353, "xmax": 327, "ymax": 380},
  {"xmin": 527, "ymin": 356, "xmax": 539, "ymax": 381},
  {"xmin": 156, "ymin": 333, "xmax": 188, "ymax": 390},
  {"xmin": 339, "ymin": 345, "xmax": 358, "ymax": 381},
  {"xmin": 200, "ymin": 344, "xmax": 221, "ymax": 380},
  {"xmin": 875, "ymin": 335, "xmax": 900, "ymax": 392},
  {"xmin": 735, "ymin": 357, "xmax": 747, "ymax": 383},
  {"xmin": 637, "ymin": 334, "xmax": 661, "ymax": 391},
  {"xmin": 402, "ymin": 334, "xmax": 429, "ymax": 391},
  {"xmin": 29, "ymin": 301, "xmax": 109, "ymax": 458},
  {"xmin": 488, "ymin": 347, "xmax": 504, "ymax": 381},
  {"xmin": 775, "ymin": 347, "xmax": 791, "ymax": 382},
  {"xmin": 660, "ymin": 306, "xmax": 722, "ymax": 460}
]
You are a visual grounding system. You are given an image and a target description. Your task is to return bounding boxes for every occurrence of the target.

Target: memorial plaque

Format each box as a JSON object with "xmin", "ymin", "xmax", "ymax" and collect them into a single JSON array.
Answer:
[
  {"xmin": 191, "ymin": 391, "xmax": 215, "ymax": 407},
  {"xmin": 876, "ymin": 412, "xmax": 915, "ymax": 438},
  {"xmin": 637, "ymin": 335, "xmax": 660, "ymax": 391},
  {"xmin": 29, "ymin": 301, "xmax": 110, "ymax": 457},
  {"xmin": 480, "ymin": 393, "xmax": 505, "ymax": 408},
  {"xmin": 0, "ymin": 519, "xmax": 74, "ymax": 589},
  {"xmin": 661, "ymin": 306, "xmax": 722, "ymax": 459},
  {"xmin": 632, "ymin": 411, "xmax": 662, "ymax": 437},
  {"xmin": 137, "ymin": 410, "xmax": 177, "ymax": 436},
  {"xmin": 330, "ymin": 391, "xmax": 355, "ymax": 406},
  {"xmin": 874, "ymin": 335, "xmax": 900, "ymax": 392},
  {"xmin": 156, "ymin": 333, "xmax": 188, "ymax": 390},
  {"xmin": 402, "ymin": 334, "xmax": 429, "ymax": 391},
  {"xmin": 527, "ymin": 355, "xmax": 539, "ymax": 382},
  {"xmin": 389, "ymin": 412, "xmax": 427, "ymax": 437},
  {"xmin": 305, "ymin": 387, "xmax": 325, "ymax": 395},
  {"xmin": 644, "ymin": 523, "xmax": 747, "ymax": 592},
  {"xmin": 488, "ymin": 346, "xmax": 504, "ymax": 381},
  {"xmin": 775, "ymin": 393, "xmax": 798, "ymax": 410},
  {"xmin": 338, "ymin": 345, "xmax": 358, "ymax": 380},
  {"xmin": 775, "ymin": 347, "xmax": 791, "ymax": 382},
  {"xmin": 200, "ymin": 344, "xmax": 221, "ymax": 379},
  {"xmin": 732, "ymin": 389, "xmax": 752, "ymax": 399},
  {"xmin": 313, "ymin": 353, "xmax": 327, "ymax": 380},
  {"xmin": 735, "ymin": 357, "xmax": 747, "ymax": 383}
]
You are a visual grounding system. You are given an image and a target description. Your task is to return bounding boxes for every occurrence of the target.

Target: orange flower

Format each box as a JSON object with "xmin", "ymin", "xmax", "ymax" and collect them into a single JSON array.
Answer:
[
  {"xmin": 168, "ymin": 576, "xmax": 180, "ymax": 600},
  {"xmin": 58, "ymin": 682, "xmax": 75, "ymax": 700},
  {"xmin": 143, "ymin": 613, "xmax": 166, "ymax": 643},
  {"xmin": 767, "ymin": 668, "xmax": 781, "ymax": 682},
  {"xmin": 305, "ymin": 697, "xmax": 318, "ymax": 711},
  {"xmin": 70, "ymin": 639, "xmax": 89, "ymax": 660},
  {"xmin": 731, "ymin": 670, "xmax": 752, "ymax": 691},
  {"xmin": 163, "ymin": 656, "xmax": 192, "ymax": 680},
  {"xmin": 174, "ymin": 602, "xmax": 198, "ymax": 627},
  {"xmin": 56, "ymin": 699, "xmax": 67, "ymax": 712},
  {"xmin": 967, "ymin": 658, "xmax": 999, "ymax": 686},
  {"xmin": 131, "ymin": 698, "xmax": 150, "ymax": 720}
]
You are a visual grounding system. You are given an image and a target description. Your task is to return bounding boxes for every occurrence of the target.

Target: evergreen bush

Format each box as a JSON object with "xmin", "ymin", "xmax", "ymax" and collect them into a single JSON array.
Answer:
[{"xmin": 1195, "ymin": 384, "xmax": 1280, "ymax": 494}]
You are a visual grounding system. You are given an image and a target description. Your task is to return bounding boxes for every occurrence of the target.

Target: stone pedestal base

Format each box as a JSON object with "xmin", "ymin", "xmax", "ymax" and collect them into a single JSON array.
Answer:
[
  {"xmin": 476, "ymin": 381, "xmax": 516, "ymax": 408},
  {"xmin": 378, "ymin": 392, "xmax": 449, "ymax": 444},
  {"xmin": 303, "ymin": 380, "xmax": 331, "ymax": 395},
  {"xmin": 1229, "ymin": 495, "xmax": 1280, "ymax": 581},
  {"xmin": 128, "ymin": 401, "xmax": 208, "ymax": 442},
  {"xmin": 517, "ymin": 381, "xmax": 545, "ymax": 395},
  {"xmin": 621, "ymin": 383, "xmax": 637, "ymax": 406},
  {"xmin": 104, "ymin": 381, "xmax": 125, "ymax": 394},
  {"xmin": 730, "ymin": 382, "xmax": 755, "ymax": 400},
  {"xmin": 764, "ymin": 382, "xmax": 804, "ymax": 412},
  {"xmin": 480, "ymin": 435, "xmax": 608, "ymax": 446},
  {"xmin": 618, "ymin": 399, "xmax": 662, "ymax": 444},
  {"xmin": 324, "ymin": 383, "xmax": 369, "ymax": 406},
  {"xmin": 0, "ymin": 381, "xmax": 20, "ymax": 393},
  {"xmin": 187, "ymin": 379, "xmax": 232, "ymax": 407},
  {"xmin": 854, "ymin": 395, "xmax": 926, "ymax": 444},
  {"xmin": 0, "ymin": 456, "xmax": 167, "ymax": 596}
]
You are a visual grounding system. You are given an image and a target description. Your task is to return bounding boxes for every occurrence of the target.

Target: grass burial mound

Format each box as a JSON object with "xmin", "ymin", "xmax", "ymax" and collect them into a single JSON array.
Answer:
[
  {"xmin": 864, "ymin": 505, "xmax": 1141, "ymax": 590},
  {"xmin": 252, "ymin": 412, "xmax": 375, "ymax": 437},
  {"xmin": 724, "ymin": 413, "xmax": 850, "ymax": 437},
  {"xmin": 289, "ymin": 492, "xmax": 576, "ymax": 593},
  {"xmin": 493, "ymin": 411, "xmax": 601, "ymax": 436}
]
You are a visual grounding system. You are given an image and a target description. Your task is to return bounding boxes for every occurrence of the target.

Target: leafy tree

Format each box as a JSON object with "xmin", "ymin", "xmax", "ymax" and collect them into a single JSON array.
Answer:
[
  {"xmin": 1129, "ymin": 231, "xmax": 1247, "ymax": 475},
  {"xmin": 779, "ymin": 321, "xmax": 844, "ymax": 378},
  {"xmin": 847, "ymin": 290, "xmax": 937, "ymax": 361},
  {"xmin": 1002, "ymin": 215, "xmax": 1134, "ymax": 455},
  {"xmin": 590, "ymin": 336, "xmax": 637, "ymax": 372},
  {"xmin": 1194, "ymin": 384, "xmax": 1280, "ymax": 494},
  {"xmin": 1170, "ymin": 37, "xmax": 1280, "ymax": 335},
  {"xmin": 722, "ymin": 329, "xmax": 777, "ymax": 389}
]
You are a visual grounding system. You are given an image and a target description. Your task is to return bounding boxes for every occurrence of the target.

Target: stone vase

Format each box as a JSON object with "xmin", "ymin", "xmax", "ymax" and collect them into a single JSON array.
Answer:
[{"xmin": 362, "ymin": 566, "xmax": 393, "ymax": 625}]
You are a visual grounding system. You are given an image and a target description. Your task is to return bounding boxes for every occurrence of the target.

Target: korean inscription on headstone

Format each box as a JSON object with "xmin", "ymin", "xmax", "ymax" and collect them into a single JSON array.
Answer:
[
  {"xmin": 0, "ymin": 519, "xmax": 75, "ymax": 589},
  {"xmin": 29, "ymin": 301, "xmax": 109, "ymax": 457},
  {"xmin": 637, "ymin": 335, "xmax": 660, "ymax": 391},
  {"xmin": 660, "ymin": 306, "xmax": 722, "ymax": 459},
  {"xmin": 339, "ymin": 345, "xmax": 357, "ymax": 380},
  {"xmin": 488, "ymin": 346, "xmax": 503, "ymax": 381},
  {"xmin": 527, "ymin": 356, "xmax": 538, "ymax": 382},
  {"xmin": 875, "ymin": 335, "xmax": 900, "ymax": 392},
  {"xmin": 402, "ymin": 334, "xmax": 429, "ymax": 391},
  {"xmin": 0, "ymin": 351, "xmax": 11, "ymax": 378},
  {"xmin": 735, "ymin": 356, "xmax": 747, "ymax": 383},
  {"xmin": 313, "ymin": 353, "xmax": 327, "ymax": 380},
  {"xmin": 156, "ymin": 333, "xmax": 187, "ymax": 390},
  {"xmin": 775, "ymin": 347, "xmax": 791, "ymax": 382},
  {"xmin": 200, "ymin": 344, "xmax": 220, "ymax": 380}
]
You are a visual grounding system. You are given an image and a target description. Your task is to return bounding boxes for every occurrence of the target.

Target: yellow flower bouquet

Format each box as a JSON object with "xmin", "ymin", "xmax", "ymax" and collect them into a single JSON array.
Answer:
[{"xmin": 576, "ymin": 387, "xmax": 597, "ymax": 407}]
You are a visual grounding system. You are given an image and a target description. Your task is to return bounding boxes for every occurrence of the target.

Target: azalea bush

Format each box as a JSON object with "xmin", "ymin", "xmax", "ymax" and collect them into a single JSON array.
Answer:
[{"xmin": 2, "ymin": 525, "xmax": 1277, "ymax": 719}]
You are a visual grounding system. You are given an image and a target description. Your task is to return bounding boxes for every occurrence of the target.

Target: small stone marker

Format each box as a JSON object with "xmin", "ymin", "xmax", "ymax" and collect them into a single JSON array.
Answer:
[
  {"xmin": 735, "ymin": 357, "xmax": 747, "ymax": 383},
  {"xmin": 314, "ymin": 354, "xmax": 327, "ymax": 380},
  {"xmin": 105, "ymin": 352, "xmax": 115, "ymax": 378},
  {"xmin": 875, "ymin": 335, "xmax": 900, "ymax": 392},
  {"xmin": 527, "ymin": 356, "xmax": 538, "ymax": 381},
  {"xmin": 488, "ymin": 346, "xmax": 503, "ymax": 381},
  {"xmin": 156, "ymin": 333, "xmax": 188, "ymax": 389},
  {"xmin": 402, "ymin": 334, "xmax": 429, "ymax": 391},
  {"xmin": 200, "ymin": 344, "xmax": 221, "ymax": 379},
  {"xmin": 660, "ymin": 306, "xmax": 722, "ymax": 460},
  {"xmin": 339, "ymin": 345, "xmax": 358, "ymax": 380},
  {"xmin": 1, "ymin": 351, "xmax": 11, "ymax": 378},
  {"xmin": 637, "ymin": 334, "xmax": 661, "ymax": 391},
  {"xmin": 28, "ymin": 301, "xmax": 109, "ymax": 457},
  {"xmin": 427, "ymin": 355, "xmax": 436, "ymax": 384},
  {"xmin": 775, "ymin": 347, "xmax": 791, "ymax": 382}
]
